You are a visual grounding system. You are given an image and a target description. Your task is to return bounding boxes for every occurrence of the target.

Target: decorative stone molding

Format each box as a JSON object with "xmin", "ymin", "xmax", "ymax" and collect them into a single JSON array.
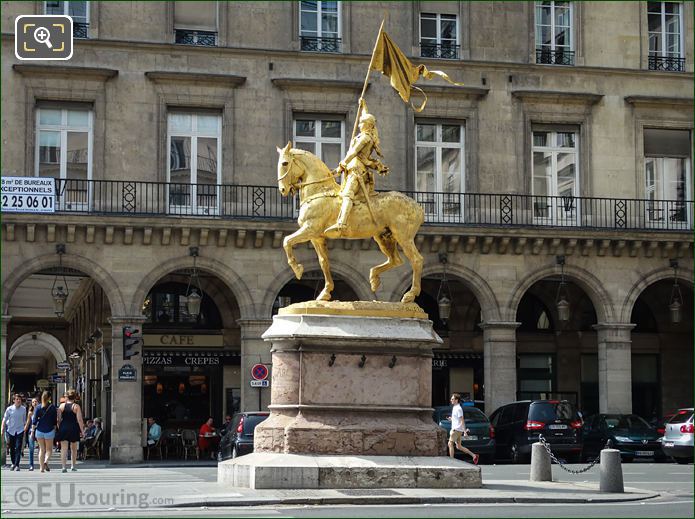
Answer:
[
  {"xmin": 512, "ymin": 90, "xmax": 603, "ymax": 105},
  {"xmin": 271, "ymin": 78, "xmax": 366, "ymax": 92},
  {"xmin": 12, "ymin": 64, "xmax": 118, "ymax": 81},
  {"xmin": 144, "ymin": 71, "xmax": 246, "ymax": 88},
  {"xmin": 624, "ymin": 96, "xmax": 694, "ymax": 108}
]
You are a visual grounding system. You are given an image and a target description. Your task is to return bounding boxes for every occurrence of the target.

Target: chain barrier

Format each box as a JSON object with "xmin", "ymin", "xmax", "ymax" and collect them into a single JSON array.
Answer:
[{"xmin": 537, "ymin": 435, "xmax": 612, "ymax": 475}]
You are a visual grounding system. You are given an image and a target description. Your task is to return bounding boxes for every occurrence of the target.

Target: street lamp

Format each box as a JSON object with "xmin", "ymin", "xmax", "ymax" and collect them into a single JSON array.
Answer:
[
  {"xmin": 186, "ymin": 246, "xmax": 203, "ymax": 319},
  {"xmin": 668, "ymin": 259, "xmax": 683, "ymax": 324},
  {"xmin": 437, "ymin": 253, "xmax": 452, "ymax": 324},
  {"xmin": 51, "ymin": 244, "xmax": 69, "ymax": 318},
  {"xmin": 555, "ymin": 255, "xmax": 570, "ymax": 323}
]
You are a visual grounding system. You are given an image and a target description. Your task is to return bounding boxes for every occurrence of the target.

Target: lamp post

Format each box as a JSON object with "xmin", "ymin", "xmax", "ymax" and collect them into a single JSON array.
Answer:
[
  {"xmin": 186, "ymin": 247, "xmax": 203, "ymax": 319},
  {"xmin": 668, "ymin": 259, "xmax": 683, "ymax": 324},
  {"xmin": 51, "ymin": 244, "xmax": 69, "ymax": 318},
  {"xmin": 437, "ymin": 253, "xmax": 452, "ymax": 324},
  {"xmin": 555, "ymin": 255, "xmax": 570, "ymax": 323}
]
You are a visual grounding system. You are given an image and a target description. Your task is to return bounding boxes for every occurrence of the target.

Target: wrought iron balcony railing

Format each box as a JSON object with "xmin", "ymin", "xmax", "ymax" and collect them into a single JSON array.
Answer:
[
  {"xmin": 300, "ymin": 36, "xmax": 341, "ymax": 53},
  {"xmin": 536, "ymin": 48, "xmax": 575, "ymax": 66},
  {"xmin": 32, "ymin": 179, "xmax": 692, "ymax": 232},
  {"xmin": 648, "ymin": 55, "xmax": 686, "ymax": 72},
  {"xmin": 420, "ymin": 42, "xmax": 460, "ymax": 60},
  {"xmin": 73, "ymin": 22, "xmax": 89, "ymax": 39},
  {"xmin": 175, "ymin": 29, "xmax": 217, "ymax": 46}
]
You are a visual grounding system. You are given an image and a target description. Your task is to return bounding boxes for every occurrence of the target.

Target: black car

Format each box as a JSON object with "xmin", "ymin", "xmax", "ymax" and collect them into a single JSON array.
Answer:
[
  {"xmin": 583, "ymin": 414, "xmax": 666, "ymax": 462},
  {"xmin": 433, "ymin": 404, "xmax": 496, "ymax": 463},
  {"xmin": 217, "ymin": 412, "xmax": 269, "ymax": 461},
  {"xmin": 489, "ymin": 400, "xmax": 583, "ymax": 463}
]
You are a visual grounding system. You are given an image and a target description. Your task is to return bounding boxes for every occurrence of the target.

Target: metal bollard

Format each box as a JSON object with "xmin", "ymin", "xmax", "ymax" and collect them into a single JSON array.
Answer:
[
  {"xmin": 530, "ymin": 442, "xmax": 552, "ymax": 481},
  {"xmin": 599, "ymin": 448, "xmax": 624, "ymax": 493}
]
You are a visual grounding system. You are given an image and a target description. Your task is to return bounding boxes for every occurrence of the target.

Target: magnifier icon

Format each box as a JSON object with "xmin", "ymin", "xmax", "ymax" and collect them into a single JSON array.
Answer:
[{"xmin": 33, "ymin": 26, "xmax": 53, "ymax": 49}]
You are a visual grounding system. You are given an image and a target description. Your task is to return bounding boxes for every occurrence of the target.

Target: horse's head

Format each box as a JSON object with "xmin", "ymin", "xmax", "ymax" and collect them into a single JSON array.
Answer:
[{"xmin": 276, "ymin": 141, "xmax": 300, "ymax": 197}]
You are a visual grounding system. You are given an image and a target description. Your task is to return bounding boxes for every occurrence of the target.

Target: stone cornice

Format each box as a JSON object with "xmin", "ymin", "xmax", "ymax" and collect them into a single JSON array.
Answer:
[
  {"xmin": 624, "ymin": 95, "xmax": 694, "ymax": 108},
  {"xmin": 12, "ymin": 64, "xmax": 118, "ymax": 81},
  {"xmin": 271, "ymin": 78, "xmax": 366, "ymax": 92},
  {"xmin": 512, "ymin": 90, "xmax": 604, "ymax": 105},
  {"xmin": 2, "ymin": 214, "xmax": 692, "ymax": 259},
  {"xmin": 145, "ymin": 71, "xmax": 246, "ymax": 87},
  {"xmin": 420, "ymin": 85, "xmax": 489, "ymax": 98}
]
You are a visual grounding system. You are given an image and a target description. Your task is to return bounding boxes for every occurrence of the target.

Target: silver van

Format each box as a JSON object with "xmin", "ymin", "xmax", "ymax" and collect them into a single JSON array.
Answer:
[{"xmin": 661, "ymin": 408, "xmax": 694, "ymax": 464}]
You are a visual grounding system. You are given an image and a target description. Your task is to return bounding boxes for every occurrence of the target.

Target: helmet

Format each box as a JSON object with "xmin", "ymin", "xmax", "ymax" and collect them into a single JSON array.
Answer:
[{"xmin": 359, "ymin": 112, "xmax": 376, "ymax": 126}]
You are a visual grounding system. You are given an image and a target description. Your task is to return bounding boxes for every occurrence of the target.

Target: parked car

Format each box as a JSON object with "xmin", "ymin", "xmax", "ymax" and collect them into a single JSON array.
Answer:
[
  {"xmin": 582, "ymin": 414, "xmax": 665, "ymax": 462},
  {"xmin": 489, "ymin": 400, "xmax": 583, "ymax": 463},
  {"xmin": 433, "ymin": 404, "xmax": 495, "ymax": 463},
  {"xmin": 654, "ymin": 412, "xmax": 676, "ymax": 437},
  {"xmin": 217, "ymin": 412, "xmax": 269, "ymax": 461},
  {"xmin": 661, "ymin": 408, "xmax": 694, "ymax": 464}
]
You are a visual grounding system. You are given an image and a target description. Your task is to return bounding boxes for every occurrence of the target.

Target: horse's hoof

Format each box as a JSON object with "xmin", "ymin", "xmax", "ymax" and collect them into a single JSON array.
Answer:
[
  {"xmin": 401, "ymin": 293, "xmax": 415, "ymax": 304},
  {"xmin": 369, "ymin": 274, "xmax": 381, "ymax": 292},
  {"xmin": 316, "ymin": 289, "xmax": 332, "ymax": 301}
]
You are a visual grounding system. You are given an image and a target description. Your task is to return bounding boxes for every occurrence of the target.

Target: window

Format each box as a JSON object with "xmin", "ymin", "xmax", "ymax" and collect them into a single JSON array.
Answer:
[
  {"xmin": 532, "ymin": 128, "xmax": 579, "ymax": 224},
  {"xmin": 517, "ymin": 354, "xmax": 555, "ymax": 400},
  {"xmin": 535, "ymin": 1, "xmax": 574, "ymax": 65},
  {"xmin": 35, "ymin": 107, "xmax": 92, "ymax": 210},
  {"xmin": 644, "ymin": 128, "xmax": 691, "ymax": 227},
  {"xmin": 174, "ymin": 1, "xmax": 218, "ymax": 46},
  {"xmin": 415, "ymin": 123, "xmax": 465, "ymax": 221},
  {"xmin": 420, "ymin": 13, "xmax": 459, "ymax": 59},
  {"xmin": 648, "ymin": 2, "xmax": 685, "ymax": 71},
  {"xmin": 167, "ymin": 112, "xmax": 221, "ymax": 215},
  {"xmin": 293, "ymin": 117, "xmax": 344, "ymax": 169},
  {"xmin": 44, "ymin": 1, "xmax": 89, "ymax": 38},
  {"xmin": 300, "ymin": 1, "xmax": 341, "ymax": 53}
]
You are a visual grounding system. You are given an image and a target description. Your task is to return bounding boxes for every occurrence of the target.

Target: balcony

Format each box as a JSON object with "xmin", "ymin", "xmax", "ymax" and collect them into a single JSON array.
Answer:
[
  {"xmin": 300, "ymin": 36, "xmax": 341, "ymax": 53},
  {"xmin": 420, "ymin": 42, "xmax": 460, "ymax": 60},
  {"xmin": 175, "ymin": 29, "xmax": 217, "ymax": 47},
  {"xmin": 22, "ymin": 179, "xmax": 690, "ymax": 232},
  {"xmin": 648, "ymin": 55, "xmax": 686, "ymax": 72},
  {"xmin": 536, "ymin": 48, "xmax": 575, "ymax": 66},
  {"xmin": 73, "ymin": 22, "xmax": 89, "ymax": 39}
]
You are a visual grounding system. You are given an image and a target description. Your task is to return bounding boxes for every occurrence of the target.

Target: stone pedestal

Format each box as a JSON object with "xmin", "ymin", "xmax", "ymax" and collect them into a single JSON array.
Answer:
[{"xmin": 254, "ymin": 308, "xmax": 446, "ymax": 456}]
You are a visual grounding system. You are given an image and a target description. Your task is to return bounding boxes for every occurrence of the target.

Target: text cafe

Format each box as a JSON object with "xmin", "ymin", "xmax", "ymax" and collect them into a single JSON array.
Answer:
[{"xmin": 142, "ymin": 334, "xmax": 240, "ymax": 430}]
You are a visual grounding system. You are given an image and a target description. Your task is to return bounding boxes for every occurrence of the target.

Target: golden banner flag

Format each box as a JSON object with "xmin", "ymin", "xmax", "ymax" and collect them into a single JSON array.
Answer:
[{"xmin": 370, "ymin": 29, "xmax": 464, "ymax": 112}]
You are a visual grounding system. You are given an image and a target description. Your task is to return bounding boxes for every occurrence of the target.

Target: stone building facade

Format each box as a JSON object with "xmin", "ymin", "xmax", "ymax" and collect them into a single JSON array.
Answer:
[{"xmin": 1, "ymin": 1, "xmax": 693, "ymax": 463}]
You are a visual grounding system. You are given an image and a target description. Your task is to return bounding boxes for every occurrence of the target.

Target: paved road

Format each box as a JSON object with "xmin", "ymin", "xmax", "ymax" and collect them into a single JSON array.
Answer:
[{"xmin": 1, "ymin": 460, "xmax": 691, "ymax": 518}]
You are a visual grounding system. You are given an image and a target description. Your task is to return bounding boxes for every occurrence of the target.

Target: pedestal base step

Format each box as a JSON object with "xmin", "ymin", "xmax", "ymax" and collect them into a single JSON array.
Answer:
[{"xmin": 218, "ymin": 453, "xmax": 482, "ymax": 489}]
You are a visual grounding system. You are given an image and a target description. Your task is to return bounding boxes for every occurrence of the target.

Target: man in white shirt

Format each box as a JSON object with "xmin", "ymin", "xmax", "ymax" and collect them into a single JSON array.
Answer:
[
  {"xmin": 448, "ymin": 393, "xmax": 479, "ymax": 465},
  {"xmin": 1, "ymin": 394, "xmax": 28, "ymax": 471}
]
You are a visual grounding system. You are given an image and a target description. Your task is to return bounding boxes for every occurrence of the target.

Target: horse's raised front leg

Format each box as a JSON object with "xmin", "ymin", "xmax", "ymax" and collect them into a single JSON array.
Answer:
[
  {"xmin": 283, "ymin": 224, "xmax": 314, "ymax": 280},
  {"xmin": 369, "ymin": 232, "xmax": 403, "ymax": 293},
  {"xmin": 311, "ymin": 238, "xmax": 333, "ymax": 301}
]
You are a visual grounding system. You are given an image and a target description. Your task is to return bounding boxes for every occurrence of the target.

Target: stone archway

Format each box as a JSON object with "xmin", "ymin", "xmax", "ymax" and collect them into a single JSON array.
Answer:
[
  {"xmin": 620, "ymin": 266, "xmax": 694, "ymax": 323},
  {"xmin": 9, "ymin": 332, "xmax": 65, "ymax": 363}
]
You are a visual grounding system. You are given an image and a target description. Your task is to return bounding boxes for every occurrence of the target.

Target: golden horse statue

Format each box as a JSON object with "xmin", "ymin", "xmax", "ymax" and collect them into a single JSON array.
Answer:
[{"xmin": 276, "ymin": 142, "xmax": 424, "ymax": 304}]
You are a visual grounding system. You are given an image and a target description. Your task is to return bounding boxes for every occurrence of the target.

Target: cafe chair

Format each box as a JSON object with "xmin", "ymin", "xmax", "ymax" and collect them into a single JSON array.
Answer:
[
  {"xmin": 161, "ymin": 428, "xmax": 180, "ymax": 459},
  {"xmin": 181, "ymin": 429, "xmax": 199, "ymax": 460},
  {"xmin": 145, "ymin": 435, "xmax": 163, "ymax": 460},
  {"xmin": 83, "ymin": 430, "xmax": 103, "ymax": 460}
]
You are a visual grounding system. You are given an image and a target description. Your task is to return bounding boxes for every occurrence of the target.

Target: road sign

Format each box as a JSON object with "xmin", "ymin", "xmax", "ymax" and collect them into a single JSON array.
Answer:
[
  {"xmin": 57, "ymin": 362, "xmax": 70, "ymax": 371},
  {"xmin": 50, "ymin": 375, "xmax": 65, "ymax": 383},
  {"xmin": 118, "ymin": 364, "xmax": 137, "ymax": 381},
  {"xmin": 250, "ymin": 380, "xmax": 269, "ymax": 388},
  {"xmin": 251, "ymin": 363, "xmax": 269, "ymax": 381}
]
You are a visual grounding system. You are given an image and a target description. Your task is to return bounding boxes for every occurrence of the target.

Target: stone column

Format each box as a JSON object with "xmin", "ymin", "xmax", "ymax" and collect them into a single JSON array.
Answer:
[
  {"xmin": 108, "ymin": 316, "xmax": 145, "ymax": 464},
  {"xmin": 238, "ymin": 319, "xmax": 273, "ymax": 412},
  {"xmin": 480, "ymin": 321, "xmax": 520, "ymax": 415},
  {"xmin": 593, "ymin": 323, "xmax": 635, "ymax": 414},
  {"xmin": 1, "ymin": 315, "xmax": 11, "ymax": 465}
]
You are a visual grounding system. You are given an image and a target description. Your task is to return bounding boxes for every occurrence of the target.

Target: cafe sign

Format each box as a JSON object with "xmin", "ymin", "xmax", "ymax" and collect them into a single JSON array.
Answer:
[{"xmin": 143, "ymin": 334, "xmax": 223, "ymax": 348}]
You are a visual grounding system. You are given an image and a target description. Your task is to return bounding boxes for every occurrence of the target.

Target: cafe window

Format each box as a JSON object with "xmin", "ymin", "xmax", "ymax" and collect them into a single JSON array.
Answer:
[{"xmin": 142, "ymin": 282, "xmax": 222, "ymax": 329}]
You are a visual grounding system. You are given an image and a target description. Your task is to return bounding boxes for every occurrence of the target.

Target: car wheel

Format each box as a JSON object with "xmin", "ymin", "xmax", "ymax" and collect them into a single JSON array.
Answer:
[{"xmin": 232, "ymin": 446, "xmax": 238, "ymax": 459}]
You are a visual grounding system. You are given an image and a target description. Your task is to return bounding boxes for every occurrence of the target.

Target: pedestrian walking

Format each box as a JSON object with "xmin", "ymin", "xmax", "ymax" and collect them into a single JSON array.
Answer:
[
  {"xmin": 33, "ymin": 391, "xmax": 58, "ymax": 473},
  {"xmin": 23, "ymin": 398, "xmax": 38, "ymax": 471},
  {"xmin": 1, "ymin": 394, "xmax": 28, "ymax": 471},
  {"xmin": 56, "ymin": 389, "xmax": 85, "ymax": 473},
  {"xmin": 448, "ymin": 393, "xmax": 479, "ymax": 465}
]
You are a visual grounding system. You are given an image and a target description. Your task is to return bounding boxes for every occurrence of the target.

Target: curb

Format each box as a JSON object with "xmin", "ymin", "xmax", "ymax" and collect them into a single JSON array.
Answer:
[{"xmin": 166, "ymin": 491, "xmax": 661, "ymax": 508}]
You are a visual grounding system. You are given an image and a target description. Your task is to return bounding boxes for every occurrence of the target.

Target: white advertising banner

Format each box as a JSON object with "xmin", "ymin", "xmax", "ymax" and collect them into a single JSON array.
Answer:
[{"xmin": 1, "ymin": 176, "xmax": 55, "ymax": 213}]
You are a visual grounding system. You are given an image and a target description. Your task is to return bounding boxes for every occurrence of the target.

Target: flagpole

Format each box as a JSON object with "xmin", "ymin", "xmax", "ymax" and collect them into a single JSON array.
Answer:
[{"xmin": 350, "ymin": 19, "xmax": 385, "ymax": 141}]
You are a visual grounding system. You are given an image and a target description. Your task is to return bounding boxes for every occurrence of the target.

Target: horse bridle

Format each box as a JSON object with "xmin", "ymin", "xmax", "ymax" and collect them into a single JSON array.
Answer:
[{"xmin": 278, "ymin": 151, "xmax": 337, "ymax": 194}]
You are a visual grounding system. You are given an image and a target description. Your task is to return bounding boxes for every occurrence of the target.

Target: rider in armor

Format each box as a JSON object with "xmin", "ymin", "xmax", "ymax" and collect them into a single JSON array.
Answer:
[{"xmin": 324, "ymin": 99, "xmax": 389, "ymax": 238}]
